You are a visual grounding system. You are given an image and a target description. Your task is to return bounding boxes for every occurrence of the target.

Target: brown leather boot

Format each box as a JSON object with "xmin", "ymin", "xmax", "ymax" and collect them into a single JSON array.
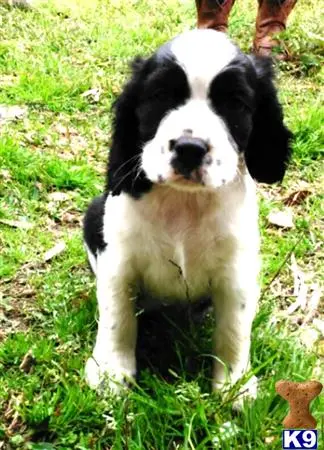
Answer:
[
  {"xmin": 253, "ymin": 0, "xmax": 297, "ymax": 59},
  {"xmin": 196, "ymin": 0, "xmax": 236, "ymax": 32}
]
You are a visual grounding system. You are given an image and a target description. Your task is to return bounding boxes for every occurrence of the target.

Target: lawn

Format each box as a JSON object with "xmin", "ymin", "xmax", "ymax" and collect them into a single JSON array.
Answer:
[{"xmin": 0, "ymin": 0, "xmax": 323, "ymax": 448}]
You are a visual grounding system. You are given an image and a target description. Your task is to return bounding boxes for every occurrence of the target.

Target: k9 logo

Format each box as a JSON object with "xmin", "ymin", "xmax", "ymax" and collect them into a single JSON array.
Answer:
[{"xmin": 282, "ymin": 430, "xmax": 318, "ymax": 449}]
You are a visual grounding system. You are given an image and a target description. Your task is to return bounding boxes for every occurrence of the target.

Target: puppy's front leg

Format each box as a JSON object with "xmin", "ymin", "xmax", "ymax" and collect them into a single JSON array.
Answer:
[
  {"xmin": 85, "ymin": 247, "xmax": 137, "ymax": 393},
  {"xmin": 212, "ymin": 268, "xmax": 259, "ymax": 404}
]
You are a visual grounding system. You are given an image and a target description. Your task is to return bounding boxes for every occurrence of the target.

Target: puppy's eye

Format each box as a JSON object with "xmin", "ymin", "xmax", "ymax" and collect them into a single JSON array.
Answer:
[
  {"xmin": 145, "ymin": 88, "xmax": 170, "ymax": 102},
  {"xmin": 169, "ymin": 139, "xmax": 176, "ymax": 151},
  {"xmin": 152, "ymin": 89, "xmax": 170, "ymax": 101},
  {"xmin": 227, "ymin": 97, "xmax": 249, "ymax": 112}
]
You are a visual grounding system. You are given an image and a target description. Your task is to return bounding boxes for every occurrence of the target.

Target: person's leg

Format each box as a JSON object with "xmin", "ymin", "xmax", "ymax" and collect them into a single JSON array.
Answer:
[
  {"xmin": 195, "ymin": 0, "xmax": 236, "ymax": 32},
  {"xmin": 253, "ymin": 0, "xmax": 298, "ymax": 59}
]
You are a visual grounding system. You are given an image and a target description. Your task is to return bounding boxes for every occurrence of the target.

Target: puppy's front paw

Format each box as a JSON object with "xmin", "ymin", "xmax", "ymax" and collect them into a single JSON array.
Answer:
[
  {"xmin": 232, "ymin": 375, "xmax": 258, "ymax": 411},
  {"xmin": 85, "ymin": 356, "xmax": 136, "ymax": 394},
  {"xmin": 213, "ymin": 371, "xmax": 258, "ymax": 411}
]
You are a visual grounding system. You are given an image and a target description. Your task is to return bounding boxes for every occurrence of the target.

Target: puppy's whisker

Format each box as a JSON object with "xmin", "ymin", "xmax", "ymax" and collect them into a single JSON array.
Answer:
[
  {"xmin": 131, "ymin": 161, "xmax": 144, "ymax": 190},
  {"xmin": 134, "ymin": 162, "xmax": 142, "ymax": 181},
  {"xmin": 111, "ymin": 166, "xmax": 138, "ymax": 193},
  {"xmin": 113, "ymin": 154, "xmax": 141, "ymax": 178}
]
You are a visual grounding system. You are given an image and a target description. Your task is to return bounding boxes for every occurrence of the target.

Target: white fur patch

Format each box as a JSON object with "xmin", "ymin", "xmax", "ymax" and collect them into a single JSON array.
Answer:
[
  {"xmin": 141, "ymin": 30, "xmax": 239, "ymax": 190},
  {"xmin": 141, "ymin": 99, "xmax": 239, "ymax": 189},
  {"xmin": 101, "ymin": 173, "xmax": 259, "ymax": 306},
  {"xmin": 84, "ymin": 243, "xmax": 97, "ymax": 275},
  {"xmin": 171, "ymin": 30, "xmax": 237, "ymax": 100}
]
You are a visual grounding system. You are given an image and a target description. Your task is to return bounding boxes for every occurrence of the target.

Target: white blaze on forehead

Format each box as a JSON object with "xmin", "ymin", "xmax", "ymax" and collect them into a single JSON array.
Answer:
[{"xmin": 170, "ymin": 29, "xmax": 237, "ymax": 99}]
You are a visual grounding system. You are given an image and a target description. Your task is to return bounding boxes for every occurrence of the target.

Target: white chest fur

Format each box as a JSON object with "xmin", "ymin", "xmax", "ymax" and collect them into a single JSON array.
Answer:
[
  {"xmin": 87, "ymin": 171, "xmax": 260, "ymax": 396},
  {"xmin": 102, "ymin": 175, "xmax": 259, "ymax": 306}
]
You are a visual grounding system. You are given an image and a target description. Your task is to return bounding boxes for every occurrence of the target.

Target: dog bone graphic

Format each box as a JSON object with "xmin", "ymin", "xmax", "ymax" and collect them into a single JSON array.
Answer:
[{"xmin": 275, "ymin": 380, "xmax": 323, "ymax": 429}]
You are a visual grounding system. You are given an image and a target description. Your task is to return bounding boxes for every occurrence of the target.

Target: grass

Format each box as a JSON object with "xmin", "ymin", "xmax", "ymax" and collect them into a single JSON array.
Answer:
[{"xmin": 0, "ymin": 0, "xmax": 323, "ymax": 448}]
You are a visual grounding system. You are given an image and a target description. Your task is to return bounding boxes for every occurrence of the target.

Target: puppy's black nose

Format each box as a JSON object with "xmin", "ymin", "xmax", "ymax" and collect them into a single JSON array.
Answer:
[
  {"xmin": 170, "ymin": 137, "xmax": 208, "ymax": 177},
  {"xmin": 170, "ymin": 137, "xmax": 208, "ymax": 157}
]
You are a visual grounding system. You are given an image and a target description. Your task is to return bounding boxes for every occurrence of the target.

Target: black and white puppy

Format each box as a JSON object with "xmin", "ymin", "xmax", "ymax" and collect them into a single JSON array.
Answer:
[{"xmin": 83, "ymin": 30, "xmax": 291, "ymax": 400}]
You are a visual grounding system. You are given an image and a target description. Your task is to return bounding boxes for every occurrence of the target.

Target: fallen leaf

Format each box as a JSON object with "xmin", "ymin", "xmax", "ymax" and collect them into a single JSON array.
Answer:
[
  {"xmin": 313, "ymin": 319, "xmax": 324, "ymax": 335},
  {"xmin": 0, "ymin": 105, "xmax": 27, "ymax": 123},
  {"xmin": 0, "ymin": 218, "xmax": 33, "ymax": 230},
  {"xmin": 299, "ymin": 327, "xmax": 320, "ymax": 350},
  {"xmin": 24, "ymin": 131, "xmax": 36, "ymax": 144},
  {"xmin": 316, "ymin": 339, "xmax": 324, "ymax": 357},
  {"xmin": 291, "ymin": 254, "xmax": 302, "ymax": 296},
  {"xmin": 4, "ymin": 394, "xmax": 24, "ymax": 435},
  {"xmin": 48, "ymin": 192, "xmax": 70, "ymax": 202},
  {"xmin": 268, "ymin": 208, "xmax": 294, "ymax": 228},
  {"xmin": 54, "ymin": 123, "xmax": 69, "ymax": 135},
  {"xmin": 42, "ymin": 135, "xmax": 53, "ymax": 147},
  {"xmin": 59, "ymin": 210, "xmax": 81, "ymax": 224},
  {"xmin": 19, "ymin": 350, "xmax": 36, "ymax": 373},
  {"xmin": 0, "ymin": 169, "xmax": 11, "ymax": 180},
  {"xmin": 53, "ymin": 123, "xmax": 87, "ymax": 152},
  {"xmin": 312, "ymin": 358, "xmax": 324, "ymax": 379},
  {"xmin": 283, "ymin": 190, "xmax": 312, "ymax": 206},
  {"xmin": 0, "ymin": 75, "xmax": 17, "ymax": 87},
  {"xmin": 44, "ymin": 241, "xmax": 66, "ymax": 262},
  {"xmin": 81, "ymin": 87, "xmax": 101, "ymax": 102},
  {"xmin": 286, "ymin": 298, "xmax": 305, "ymax": 315},
  {"xmin": 303, "ymin": 283, "xmax": 321, "ymax": 324},
  {"xmin": 94, "ymin": 126, "xmax": 109, "ymax": 144},
  {"xmin": 7, "ymin": 415, "xmax": 22, "ymax": 434},
  {"xmin": 289, "ymin": 253, "xmax": 308, "ymax": 311},
  {"xmin": 16, "ymin": 287, "xmax": 35, "ymax": 298},
  {"xmin": 3, "ymin": 0, "xmax": 33, "ymax": 8}
]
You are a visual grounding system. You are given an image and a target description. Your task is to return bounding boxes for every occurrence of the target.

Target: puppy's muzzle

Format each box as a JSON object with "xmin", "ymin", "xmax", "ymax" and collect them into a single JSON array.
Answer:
[{"xmin": 170, "ymin": 137, "xmax": 209, "ymax": 180}]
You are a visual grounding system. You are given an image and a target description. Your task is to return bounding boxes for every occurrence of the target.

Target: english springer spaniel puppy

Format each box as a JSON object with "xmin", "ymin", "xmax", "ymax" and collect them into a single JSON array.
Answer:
[{"xmin": 84, "ymin": 30, "xmax": 291, "ymax": 403}]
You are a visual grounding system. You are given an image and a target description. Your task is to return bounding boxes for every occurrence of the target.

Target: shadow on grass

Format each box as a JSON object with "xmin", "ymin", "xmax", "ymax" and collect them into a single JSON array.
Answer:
[{"xmin": 136, "ymin": 298, "xmax": 214, "ymax": 384}]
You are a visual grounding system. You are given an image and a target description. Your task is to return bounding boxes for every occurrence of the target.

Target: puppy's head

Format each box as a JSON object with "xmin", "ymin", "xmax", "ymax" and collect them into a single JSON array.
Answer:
[{"xmin": 108, "ymin": 30, "xmax": 292, "ymax": 197}]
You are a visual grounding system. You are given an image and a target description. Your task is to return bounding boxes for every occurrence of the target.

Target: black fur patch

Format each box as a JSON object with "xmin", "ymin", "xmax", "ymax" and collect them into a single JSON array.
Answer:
[
  {"xmin": 107, "ymin": 51, "xmax": 190, "ymax": 198},
  {"xmin": 209, "ymin": 54, "xmax": 292, "ymax": 183},
  {"xmin": 209, "ymin": 54, "xmax": 256, "ymax": 152},
  {"xmin": 244, "ymin": 56, "xmax": 292, "ymax": 183},
  {"xmin": 83, "ymin": 194, "xmax": 107, "ymax": 256}
]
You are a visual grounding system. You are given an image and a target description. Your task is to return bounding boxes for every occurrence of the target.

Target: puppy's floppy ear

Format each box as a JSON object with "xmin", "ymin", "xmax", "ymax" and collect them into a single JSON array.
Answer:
[
  {"xmin": 245, "ymin": 56, "xmax": 292, "ymax": 183},
  {"xmin": 107, "ymin": 57, "xmax": 152, "ymax": 197}
]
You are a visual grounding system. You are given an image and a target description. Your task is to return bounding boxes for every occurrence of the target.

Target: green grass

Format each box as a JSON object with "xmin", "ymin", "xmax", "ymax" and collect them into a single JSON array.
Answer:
[{"xmin": 0, "ymin": 0, "xmax": 323, "ymax": 448}]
